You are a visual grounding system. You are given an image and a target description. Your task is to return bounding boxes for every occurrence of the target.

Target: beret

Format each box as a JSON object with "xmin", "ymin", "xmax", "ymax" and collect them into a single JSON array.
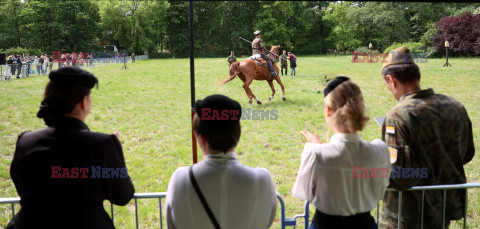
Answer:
[
  {"xmin": 49, "ymin": 66, "xmax": 98, "ymax": 89},
  {"xmin": 382, "ymin": 46, "xmax": 417, "ymax": 71},
  {"xmin": 324, "ymin": 76, "xmax": 350, "ymax": 97},
  {"xmin": 195, "ymin": 94, "xmax": 242, "ymax": 124}
]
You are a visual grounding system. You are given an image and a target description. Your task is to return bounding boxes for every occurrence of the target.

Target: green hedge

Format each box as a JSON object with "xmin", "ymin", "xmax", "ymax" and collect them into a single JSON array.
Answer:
[
  {"xmin": 383, "ymin": 42, "xmax": 424, "ymax": 54},
  {"xmin": 1, "ymin": 47, "xmax": 44, "ymax": 57}
]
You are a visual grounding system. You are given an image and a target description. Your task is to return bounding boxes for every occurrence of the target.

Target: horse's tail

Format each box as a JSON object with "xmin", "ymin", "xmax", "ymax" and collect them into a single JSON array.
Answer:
[{"xmin": 219, "ymin": 61, "xmax": 240, "ymax": 85}]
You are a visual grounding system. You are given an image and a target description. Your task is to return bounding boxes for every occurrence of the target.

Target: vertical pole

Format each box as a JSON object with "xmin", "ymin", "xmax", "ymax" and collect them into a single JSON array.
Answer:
[{"xmin": 189, "ymin": 0, "xmax": 197, "ymax": 164}]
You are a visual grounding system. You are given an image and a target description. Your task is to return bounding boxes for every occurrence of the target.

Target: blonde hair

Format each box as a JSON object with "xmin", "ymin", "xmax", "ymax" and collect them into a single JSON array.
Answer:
[{"xmin": 324, "ymin": 80, "xmax": 369, "ymax": 134}]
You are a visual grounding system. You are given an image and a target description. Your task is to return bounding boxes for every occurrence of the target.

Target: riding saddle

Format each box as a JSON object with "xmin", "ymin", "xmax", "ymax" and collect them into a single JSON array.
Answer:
[{"xmin": 247, "ymin": 54, "xmax": 268, "ymax": 67}]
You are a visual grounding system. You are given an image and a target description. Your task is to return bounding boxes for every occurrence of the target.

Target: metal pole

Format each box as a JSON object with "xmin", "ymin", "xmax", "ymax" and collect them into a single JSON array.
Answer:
[{"xmin": 189, "ymin": 0, "xmax": 197, "ymax": 164}]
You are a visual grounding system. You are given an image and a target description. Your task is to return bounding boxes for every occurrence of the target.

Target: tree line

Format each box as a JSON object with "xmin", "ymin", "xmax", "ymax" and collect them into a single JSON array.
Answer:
[{"xmin": 0, "ymin": 0, "xmax": 478, "ymax": 58}]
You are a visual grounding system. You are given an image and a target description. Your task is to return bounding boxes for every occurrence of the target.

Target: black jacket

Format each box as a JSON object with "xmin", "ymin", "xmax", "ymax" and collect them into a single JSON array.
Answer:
[{"xmin": 7, "ymin": 117, "xmax": 135, "ymax": 229}]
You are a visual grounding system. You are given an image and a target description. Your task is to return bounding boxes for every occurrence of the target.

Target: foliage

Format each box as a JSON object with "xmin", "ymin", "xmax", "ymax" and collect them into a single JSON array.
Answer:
[
  {"xmin": 432, "ymin": 11, "xmax": 480, "ymax": 56},
  {"xmin": 1, "ymin": 47, "xmax": 43, "ymax": 57},
  {"xmin": 383, "ymin": 42, "xmax": 425, "ymax": 54},
  {"xmin": 0, "ymin": 1, "xmax": 479, "ymax": 57}
]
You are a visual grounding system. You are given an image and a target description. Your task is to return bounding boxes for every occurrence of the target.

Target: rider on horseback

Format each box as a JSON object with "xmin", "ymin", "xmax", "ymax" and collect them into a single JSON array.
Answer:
[{"xmin": 252, "ymin": 30, "xmax": 277, "ymax": 77}]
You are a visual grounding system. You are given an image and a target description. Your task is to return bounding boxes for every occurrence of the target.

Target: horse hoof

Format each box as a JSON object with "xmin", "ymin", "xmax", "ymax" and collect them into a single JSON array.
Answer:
[
  {"xmin": 256, "ymin": 100, "xmax": 262, "ymax": 104},
  {"xmin": 268, "ymin": 96, "xmax": 273, "ymax": 102},
  {"xmin": 282, "ymin": 96, "xmax": 286, "ymax": 101},
  {"xmin": 249, "ymin": 99, "xmax": 253, "ymax": 104}
]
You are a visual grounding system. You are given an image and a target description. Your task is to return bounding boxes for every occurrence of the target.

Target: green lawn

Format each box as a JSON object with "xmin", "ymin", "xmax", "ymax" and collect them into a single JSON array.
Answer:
[{"xmin": 1, "ymin": 55, "xmax": 479, "ymax": 228}]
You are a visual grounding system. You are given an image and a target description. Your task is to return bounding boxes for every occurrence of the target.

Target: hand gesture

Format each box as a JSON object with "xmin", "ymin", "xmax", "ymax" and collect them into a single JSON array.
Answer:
[{"xmin": 300, "ymin": 130, "xmax": 323, "ymax": 144}]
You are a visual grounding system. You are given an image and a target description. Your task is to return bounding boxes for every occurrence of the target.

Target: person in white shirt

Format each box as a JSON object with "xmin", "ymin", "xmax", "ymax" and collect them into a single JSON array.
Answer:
[
  {"xmin": 166, "ymin": 94, "xmax": 277, "ymax": 229},
  {"xmin": 292, "ymin": 76, "xmax": 391, "ymax": 229}
]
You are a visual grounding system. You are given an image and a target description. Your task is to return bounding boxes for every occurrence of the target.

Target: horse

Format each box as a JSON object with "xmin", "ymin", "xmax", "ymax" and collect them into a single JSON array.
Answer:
[{"xmin": 220, "ymin": 45, "xmax": 286, "ymax": 104}]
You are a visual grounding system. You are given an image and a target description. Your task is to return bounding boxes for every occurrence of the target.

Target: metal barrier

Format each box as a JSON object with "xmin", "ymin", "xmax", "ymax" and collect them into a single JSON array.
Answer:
[
  {"xmin": 0, "ymin": 192, "xmax": 307, "ymax": 229},
  {"xmin": 1, "ymin": 183, "xmax": 479, "ymax": 228},
  {"xmin": 376, "ymin": 183, "xmax": 480, "ymax": 229}
]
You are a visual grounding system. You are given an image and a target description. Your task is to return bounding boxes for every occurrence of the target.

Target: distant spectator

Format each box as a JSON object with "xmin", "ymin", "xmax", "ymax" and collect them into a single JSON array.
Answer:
[
  {"xmin": 293, "ymin": 77, "xmax": 390, "ymax": 229},
  {"xmin": 7, "ymin": 67, "xmax": 135, "ymax": 228},
  {"xmin": 49, "ymin": 55, "xmax": 53, "ymax": 72},
  {"xmin": 227, "ymin": 51, "xmax": 236, "ymax": 66},
  {"xmin": 15, "ymin": 55, "xmax": 22, "ymax": 78},
  {"xmin": 166, "ymin": 94, "xmax": 277, "ymax": 229},
  {"xmin": 288, "ymin": 51, "xmax": 297, "ymax": 76},
  {"xmin": 42, "ymin": 55, "xmax": 48, "ymax": 75},
  {"xmin": 5, "ymin": 56, "xmax": 13, "ymax": 80},
  {"xmin": 39, "ymin": 55, "xmax": 45, "ymax": 75},
  {"xmin": 131, "ymin": 53, "xmax": 135, "ymax": 63},
  {"xmin": 11, "ymin": 55, "xmax": 17, "ymax": 76},
  {"xmin": 280, "ymin": 50, "xmax": 288, "ymax": 75}
]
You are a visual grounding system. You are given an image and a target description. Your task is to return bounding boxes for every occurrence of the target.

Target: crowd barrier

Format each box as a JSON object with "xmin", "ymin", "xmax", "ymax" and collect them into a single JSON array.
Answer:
[
  {"xmin": 1, "ymin": 183, "xmax": 479, "ymax": 228},
  {"xmin": 1, "ymin": 55, "xmax": 149, "ymax": 80}
]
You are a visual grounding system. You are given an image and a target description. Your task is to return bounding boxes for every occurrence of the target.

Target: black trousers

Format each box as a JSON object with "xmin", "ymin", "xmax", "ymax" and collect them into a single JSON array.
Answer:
[{"xmin": 311, "ymin": 209, "xmax": 377, "ymax": 229}]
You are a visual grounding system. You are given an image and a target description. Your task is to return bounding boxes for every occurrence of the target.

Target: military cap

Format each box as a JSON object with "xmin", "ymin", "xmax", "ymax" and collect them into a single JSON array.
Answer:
[
  {"xmin": 254, "ymin": 30, "xmax": 261, "ymax": 36},
  {"xmin": 382, "ymin": 46, "xmax": 417, "ymax": 71}
]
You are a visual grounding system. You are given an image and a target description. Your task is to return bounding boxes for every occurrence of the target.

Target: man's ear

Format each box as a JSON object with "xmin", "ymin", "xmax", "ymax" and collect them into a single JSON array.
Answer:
[
  {"xmin": 79, "ymin": 95, "xmax": 89, "ymax": 110},
  {"xmin": 386, "ymin": 75, "xmax": 396, "ymax": 86}
]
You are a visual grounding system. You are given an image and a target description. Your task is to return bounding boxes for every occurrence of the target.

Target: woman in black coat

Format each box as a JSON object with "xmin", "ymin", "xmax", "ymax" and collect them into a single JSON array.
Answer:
[{"xmin": 7, "ymin": 67, "xmax": 135, "ymax": 229}]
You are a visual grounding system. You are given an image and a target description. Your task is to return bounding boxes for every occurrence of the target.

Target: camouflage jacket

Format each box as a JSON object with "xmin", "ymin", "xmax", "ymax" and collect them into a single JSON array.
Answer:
[
  {"xmin": 380, "ymin": 88, "xmax": 475, "ymax": 228},
  {"xmin": 227, "ymin": 55, "xmax": 236, "ymax": 63},
  {"xmin": 252, "ymin": 38, "xmax": 266, "ymax": 55},
  {"xmin": 280, "ymin": 54, "xmax": 288, "ymax": 66}
]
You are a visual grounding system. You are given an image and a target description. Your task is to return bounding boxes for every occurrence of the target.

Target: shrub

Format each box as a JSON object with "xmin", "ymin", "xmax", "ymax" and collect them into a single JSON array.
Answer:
[{"xmin": 383, "ymin": 42, "xmax": 424, "ymax": 54}]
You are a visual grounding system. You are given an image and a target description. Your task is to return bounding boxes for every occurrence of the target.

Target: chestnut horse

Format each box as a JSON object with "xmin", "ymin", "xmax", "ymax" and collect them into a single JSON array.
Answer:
[{"xmin": 220, "ymin": 45, "xmax": 286, "ymax": 104}]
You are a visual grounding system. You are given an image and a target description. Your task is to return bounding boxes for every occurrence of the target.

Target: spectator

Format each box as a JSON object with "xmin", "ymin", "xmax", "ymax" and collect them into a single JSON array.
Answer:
[
  {"xmin": 288, "ymin": 51, "xmax": 297, "ymax": 76},
  {"xmin": 280, "ymin": 50, "xmax": 288, "ymax": 75},
  {"xmin": 379, "ymin": 47, "xmax": 475, "ymax": 228},
  {"xmin": 7, "ymin": 67, "xmax": 135, "ymax": 228},
  {"xmin": 61, "ymin": 54, "xmax": 67, "ymax": 68},
  {"xmin": 26, "ymin": 56, "xmax": 32, "ymax": 77},
  {"xmin": 115, "ymin": 52, "xmax": 120, "ymax": 63},
  {"xmin": 38, "ymin": 55, "xmax": 45, "ymax": 75},
  {"xmin": 42, "ymin": 55, "xmax": 48, "ymax": 75},
  {"xmin": 131, "ymin": 53, "xmax": 135, "ymax": 63},
  {"xmin": 293, "ymin": 76, "xmax": 390, "ymax": 229},
  {"xmin": 5, "ymin": 55, "xmax": 13, "ymax": 80},
  {"xmin": 11, "ymin": 54, "xmax": 17, "ymax": 76},
  {"xmin": 49, "ymin": 55, "xmax": 53, "ymax": 72},
  {"xmin": 166, "ymin": 94, "xmax": 277, "ymax": 229},
  {"xmin": 21, "ymin": 57, "xmax": 27, "ymax": 78},
  {"xmin": 15, "ymin": 55, "xmax": 22, "ymax": 78}
]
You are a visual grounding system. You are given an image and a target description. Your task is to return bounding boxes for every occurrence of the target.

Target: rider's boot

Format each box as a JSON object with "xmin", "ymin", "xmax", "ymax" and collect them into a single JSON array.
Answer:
[{"xmin": 268, "ymin": 63, "xmax": 277, "ymax": 77}]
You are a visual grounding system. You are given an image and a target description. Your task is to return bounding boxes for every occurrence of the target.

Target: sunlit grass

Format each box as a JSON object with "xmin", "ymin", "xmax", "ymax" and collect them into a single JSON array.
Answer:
[{"xmin": 1, "ymin": 55, "xmax": 479, "ymax": 228}]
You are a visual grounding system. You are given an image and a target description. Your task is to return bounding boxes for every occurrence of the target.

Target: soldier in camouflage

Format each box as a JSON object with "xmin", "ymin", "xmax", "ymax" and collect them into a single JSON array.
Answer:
[
  {"xmin": 379, "ymin": 46, "xmax": 475, "ymax": 228},
  {"xmin": 252, "ymin": 30, "xmax": 277, "ymax": 77},
  {"xmin": 280, "ymin": 50, "xmax": 288, "ymax": 75},
  {"xmin": 227, "ymin": 51, "xmax": 236, "ymax": 66}
]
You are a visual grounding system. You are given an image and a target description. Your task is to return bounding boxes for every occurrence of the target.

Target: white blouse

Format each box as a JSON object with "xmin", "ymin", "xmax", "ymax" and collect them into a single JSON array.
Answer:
[
  {"xmin": 292, "ymin": 133, "xmax": 391, "ymax": 216},
  {"xmin": 166, "ymin": 151, "xmax": 277, "ymax": 229}
]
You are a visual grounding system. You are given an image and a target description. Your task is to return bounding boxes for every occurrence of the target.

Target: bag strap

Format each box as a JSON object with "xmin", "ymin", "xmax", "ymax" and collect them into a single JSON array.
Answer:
[{"xmin": 189, "ymin": 166, "xmax": 221, "ymax": 229}]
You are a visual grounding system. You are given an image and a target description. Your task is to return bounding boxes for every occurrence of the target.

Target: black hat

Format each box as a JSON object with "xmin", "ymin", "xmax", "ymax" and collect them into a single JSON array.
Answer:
[
  {"xmin": 324, "ymin": 76, "xmax": 350, "ymax": 97},
  {"xmin": 194, "ymin": 94, "xmax": 242, "ymax": 124},
  {"xmin": 49, "ymin": 66, "xmax": 98, "ymax": 89}
]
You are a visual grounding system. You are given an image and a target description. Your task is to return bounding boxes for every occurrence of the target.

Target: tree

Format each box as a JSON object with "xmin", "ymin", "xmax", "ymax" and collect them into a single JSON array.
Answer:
[{"xmin": 432, "ymin": 12, "xmax": 480, "ymax": 56}]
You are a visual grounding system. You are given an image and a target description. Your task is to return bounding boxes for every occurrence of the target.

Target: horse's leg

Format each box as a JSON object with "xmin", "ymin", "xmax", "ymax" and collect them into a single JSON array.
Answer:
[
  {"xmin": 267, "ymin": 80, "xmax": 275, "ymax": 102},
  {"xmin": 243, "ymin": 77, "xmax": 261, "ymax": 104},
  {"xmin": 274, "ymin": 76, "xmax": 287, "ymax": 101}
]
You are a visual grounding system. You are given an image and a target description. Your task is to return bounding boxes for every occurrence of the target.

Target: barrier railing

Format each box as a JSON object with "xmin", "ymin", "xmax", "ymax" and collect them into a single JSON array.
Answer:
[
  {"xmin": 1, "ymin": 183, "xmax": 479, "ymax": 228},
  {"xmin": 2, "ymin": 55, "xmax": 149, "ymax": 80}
]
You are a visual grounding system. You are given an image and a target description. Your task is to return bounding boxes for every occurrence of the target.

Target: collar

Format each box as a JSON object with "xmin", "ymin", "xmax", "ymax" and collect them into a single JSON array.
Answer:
[
  {"xmin": 399, "ymin": 88, "xmax": 434, "ymax": 102},
  {"xmin": 54, "ymin": 116, "xmax": 90, "ymax": 131},
  {"xmin": 205, "ymin": 150, "xmax": 237, "ymax": 161},
  {"xmin": 330, "ymin": 133, "xmax": 361, "ymax": 143}
]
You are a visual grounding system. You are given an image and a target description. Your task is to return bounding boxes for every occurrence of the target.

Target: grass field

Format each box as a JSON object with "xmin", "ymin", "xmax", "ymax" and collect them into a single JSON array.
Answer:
[{"xmin": 0, "ymin": 55, "xmax": 479, "ymax": 228}]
